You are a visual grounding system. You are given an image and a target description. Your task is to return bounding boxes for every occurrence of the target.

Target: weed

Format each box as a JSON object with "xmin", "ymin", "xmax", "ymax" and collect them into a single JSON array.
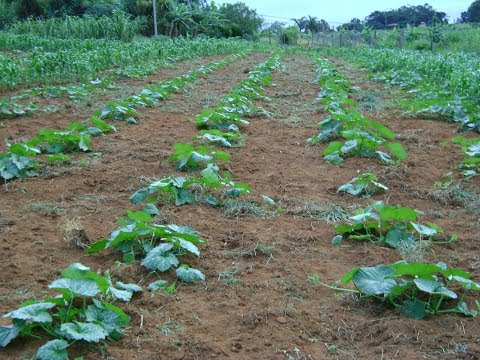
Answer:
[
  {"xmin": 27, "ymin": 202, "xmax": 65, "ymax": 216},
  {"xmin": 63, "ymin": 217, "xmax": 90, "ymax": 250},
  {"xmin": 157, "ymin": 320, "xmax": 183, "ymax": 336}
]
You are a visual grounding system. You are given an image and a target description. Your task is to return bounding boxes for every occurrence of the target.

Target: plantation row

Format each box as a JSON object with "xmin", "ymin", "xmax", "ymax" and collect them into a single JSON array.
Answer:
[
  {"xmin": 0, "ymin": 52, "xmax": 249, "ymax": 181},
  {"xmin": 0, "ymin": 52, "xmax": 283, "ymax": 359},
  {"xmin": 0, "ymin": 34, "xmax": 263, "ymax": 89},
  {"xmin": 308, "ymin": 56, "xmax": 480, "ymax": 319},
  {"xmin": 333, "ymin": 47, "xmax": 479, "ymax": 181}
]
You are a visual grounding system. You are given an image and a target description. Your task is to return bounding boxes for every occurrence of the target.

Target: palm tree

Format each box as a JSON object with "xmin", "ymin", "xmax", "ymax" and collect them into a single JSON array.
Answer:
[{"xmin": 292, "ymin": 16, "xmax": 307, "ymax": 32}]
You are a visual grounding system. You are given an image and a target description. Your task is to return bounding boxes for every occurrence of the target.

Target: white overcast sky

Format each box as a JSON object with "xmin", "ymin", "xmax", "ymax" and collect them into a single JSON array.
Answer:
[{"xmin": 216, "ymin": 0, "xmax": 473, "ymax": 25}]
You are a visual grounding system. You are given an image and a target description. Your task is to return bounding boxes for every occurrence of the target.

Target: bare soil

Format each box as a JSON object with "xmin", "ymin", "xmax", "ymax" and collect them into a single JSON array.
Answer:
[{"xmin": 0, "ymin": 53, "xmax": 479, "ymax": 360}]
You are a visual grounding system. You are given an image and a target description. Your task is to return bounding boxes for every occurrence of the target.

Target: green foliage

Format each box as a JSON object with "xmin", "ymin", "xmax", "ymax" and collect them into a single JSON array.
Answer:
[
  {"xmin": 341, "ymin": 47, "xmax": 480, "ymax": 133},
  {"xmin": 218, "ymin": 2, "xmax": 263, "ymax": 38},
  {"xmin": 279, "ymin": 26, "xmax": 300, "ymax": 45},
  {"xmin": 0, "ymin": 152, "xmax": 38, "ymax": 181},
  {"xmin": 87, "ymin": 210, "xmax": 206, "ymax": 288},
  {"xmin": 130, "ymin": 167, "xmax": 251, "ymax": 207},
  {"xmin": 0, "ymin": 99, "xmax": 37, "ymax": 118},
  {"xmin": 0, "ymin": 263, "xmax": 139, "ymax": 355},
  {"xmin": 167, "ymin": 142, "xmax": 230, "ymax": 172},
  {"xmin": 365, "ymin": 4, "xmax": 447, "ymax": 29},
  {"xmin": 335, "ymin": 261, "xmax": 480, "ymax": 319},
  {"xmin": 8, "ymin": 11, "xmax": 145, "ymax": 41},
  {"xmin": 333, "ymin": 201, "xmax": 443, "ymax": 250},
  {"xmin": 337, "ymin": 173, "xmax": 388, "ymax": 198},
  {"xmin": 452, "ymin": 136, "xmax": 480, "ymax": 179},
  {"xmin": 308, "ymin": 58, "xmax": 406, "ymax": 165}
]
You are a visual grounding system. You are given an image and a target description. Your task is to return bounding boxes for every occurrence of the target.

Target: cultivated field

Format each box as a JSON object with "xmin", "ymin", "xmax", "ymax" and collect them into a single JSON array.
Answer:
[{"xmin": 0, "ymin": 35, "xmax": 479, "ymax": 359}]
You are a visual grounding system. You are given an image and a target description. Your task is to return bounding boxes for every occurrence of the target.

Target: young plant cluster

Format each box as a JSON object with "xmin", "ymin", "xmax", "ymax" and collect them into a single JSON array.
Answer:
[
  {"xmin": 308, "ymin": 58, "xmax": 407, "ymax": 165},
  {"xmin": 337, "ymin": 261, "xmax": 480, "ymax": 319},
  {"xmin": 309, "ymin": 56, "xmax": 479, "ymax": 319},
  {"xmin": 0, "ymin": 263, "xmax": 141, "ymax": 359},
  {"xmin": 451, "ymin": 136, "xmax": 480, "ymax": 179},
  {"xmin": 0, "ymin": 99, "xmax": 37, "ymax": 118},
  {"xmin": 332, "ymin": 201, "xmax": 444, "ymax": 251}
]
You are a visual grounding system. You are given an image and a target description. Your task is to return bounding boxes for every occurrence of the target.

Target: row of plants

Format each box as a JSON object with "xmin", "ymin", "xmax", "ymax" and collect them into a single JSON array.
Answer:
[
  {"xmin": 0, "ymin": 53, "xmax": 247, "ymax": 182},
  {"xmin": 85, "ymin": 54, "xmax": 284, "ymax": 305},
  {"xmin": 307, "ymin": 58, "xmax": 407, "ymax": 165},
  {"xmin": 336, "ymin": 46, "xmax": 480, "ymax": 182},
  {"xmin": 308, "ymin": 55, "xmax": 480, "ymax": 319},
  {"xmin": 0, "ymin": 34, "xmax": 262, "ymax": 89},
  {"xmin": 0, "ymin": 52, "xmax": 284, "ymax": 359},
  {"xmin": 331, "ymin": 47, "xmax": 480, "ymax": 133}
]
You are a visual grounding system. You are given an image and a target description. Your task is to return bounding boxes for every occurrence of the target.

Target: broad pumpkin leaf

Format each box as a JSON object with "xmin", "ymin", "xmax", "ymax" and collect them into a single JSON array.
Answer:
[
  {"xmin": 49, "ymin": 278, "xmax": 100, "ymax": 297},
  {"xmin": 141, "ymin": 244, "xmax": 178, "ymax": 272},
  {"xmin": 4, "ymin": 302, "xmax": 55, "ymax": 323},
  {"xmin": 352, "ymin": 265, "xmax": 396, "ymax": 296},
  {"xmin": 176, "ymin": 265, "xmax": 205, "ymax": 283},
  {"xmin": 36, "ymin": 339, "xmax": 69, "ymax": 360},
  {"xmin": 61, "ymin": 322, "xmax": 108, "ymax": 342}
]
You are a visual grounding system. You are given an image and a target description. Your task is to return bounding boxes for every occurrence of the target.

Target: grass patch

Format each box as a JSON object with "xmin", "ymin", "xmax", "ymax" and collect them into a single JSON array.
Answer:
[
  {"xmin": 26, "ymin": 202, "xmax": 65, "ymax": 216},
  {"xmin": 285, "ymin": 199, "xmax": 347, "ymax": 222},
  {"xmin": 428, "ymin": 184, "xmax": 480, "ymax": 210},
  {"xmin": 222, "ymin": 199, "xmax": 279, "ymax": 218}
]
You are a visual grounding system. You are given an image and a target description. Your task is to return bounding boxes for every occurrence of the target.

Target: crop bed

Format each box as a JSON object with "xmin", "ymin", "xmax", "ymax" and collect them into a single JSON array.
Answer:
[{"xmin": 1, "ymin": 52, "xmax": 479, "ymax": 359}]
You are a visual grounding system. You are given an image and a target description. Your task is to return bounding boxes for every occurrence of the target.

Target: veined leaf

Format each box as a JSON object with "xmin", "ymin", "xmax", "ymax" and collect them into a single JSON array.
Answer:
[
  {"xmin": 36, "ymin": 339, "xmax": 69, "ymax": 360},
  {"xmin": 4, "ymin": 302, "xmax": 55, "ymax": 323},
  {"xmin": 61, "ymin": 322, "xmax": 108, "ymax": 342},
  {"xmin": 176, "ymin": 265, "xmax": 205, "ymax": 283},
  {"xmin": 352, "ymin": 265, "xmax": 396, "ymax": 296}
]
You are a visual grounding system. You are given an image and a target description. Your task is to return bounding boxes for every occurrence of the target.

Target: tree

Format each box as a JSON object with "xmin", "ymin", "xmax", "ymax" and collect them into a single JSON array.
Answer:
[
  {"xmin": 460, "ymin": 0, "xmax": 480, "ymax": 22},
  {"xmin": 339, "ymin": 18, "xmax": 364, "ymax": 31},
  {"xmin": 365, "ymin": 4, "xmax": 447, "ymax": 29},
  {"xmin": 292, "ymin": 16, "xmax": 307, "ymax": 32},
  {"xmin": 218, "ymin": 2, "xmax": 262, "ymax": 38}
]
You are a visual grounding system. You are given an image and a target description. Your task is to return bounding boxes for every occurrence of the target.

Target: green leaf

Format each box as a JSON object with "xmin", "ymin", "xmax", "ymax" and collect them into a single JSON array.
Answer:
[
  {"xmin": 324, "ymin": 152, "xmax": 344, "ymax": 164},
  {"xmin": 390, "ymin": 262, "xmax": 441, "ymax": 279},
  {"xmin": 176, "ymin": 265, "xmax": 205, "ymax": 283},
  {"xmin": 4, "ymin": 302, "xmax": 55, "ymax": 323},
  {"xmin": 410, "ymin": 222, "xmax": 438, "ymax": 237},
  {"xmin": 331, "ymin": 235, "xmax": 343, "ymax": 246},
  {"xmin": 130, "ymin": 188, "xmax": 149, "ymax": 204},
  {"xmin": 379, "ymin": 206, "xmax": 419, "ymax": 222},
  {"xmin": 87, "ymin": 239, "xmax": 108, "ymax": 254},
  {"xmin": 401, "ymin": 299, "xmax": 426, "ymax": 319},
  {"xmin": 49, "ymin": 278, "xmax": 100, "ymax": 297},
  {"xmin": 85, "ymin": 305, "xmax": 122, "ymax": 334},
  {"xmin": 174, "ymin": 238, "xmax": 200, "ymax": 256},
  {"xmin": 323, "ymin": 141, "xmax": 343, "ymax": 156},
  {"xmin": 36, "ymin": 340, "xmax": 69, "ymax": 360},
  {"xmin": 451, "ymin": 276, "xmax": 480, "ymax": 291},
  {"xmin": 385, "ymin": 228, "xmax": 415, "ymax": 250},
  {"xmin": 60, "ymin": 263, "xmax": 109, "ymax": 292},
  {"xmin": 142, "ymin": 203, "xmax": 159, "ymax": 215},
  {"xmin": 126, "ymin": 210, "xmax": 152, "ymax": 223},
  {"xmin": 141, "ymin": 244, "xmax": 179, "ymax": 272},
  {"xmin": 147, "ymin": 280, "xmax": 168, "ymax": 291},
  {"xmin": 61, "ymin": 322, "xmax": 108, "ymax": 342},
  {"xmin": 384, "ymin": 142, "xmax": 407, "ymax": 160},
  {"xmin": 352, "ymin": 265, "xmax": 396, "ymax": 296},
  {"xmin": 413, "ymin": 278, "xmax": 457, "ymax": 299},
  {"xmin": 0, "ymin": 321, "xmax": 24, "ymax": 347}
]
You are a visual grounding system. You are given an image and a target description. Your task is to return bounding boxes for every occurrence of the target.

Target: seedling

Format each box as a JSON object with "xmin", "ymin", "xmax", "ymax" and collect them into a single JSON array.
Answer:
[
  {"xmin": 0, "ymin": 263, "xmax": 140, "ymax": 358},
  {"xmin": 329, "ymin": 261, "xmax": 480, "ymax": 319},
  {"xmin": 333, "ymin": 201, "xmax": 443, "ymax": 250},
  {"xmin": 337, "ymin": 173, "xmax": 388, "ymax": 198}
]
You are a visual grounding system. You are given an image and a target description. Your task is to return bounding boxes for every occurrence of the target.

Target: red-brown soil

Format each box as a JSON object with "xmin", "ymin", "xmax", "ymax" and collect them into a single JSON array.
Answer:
[{"xmin": 0, "ymin": 53, "xmax": 479, "ymax": 360}]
